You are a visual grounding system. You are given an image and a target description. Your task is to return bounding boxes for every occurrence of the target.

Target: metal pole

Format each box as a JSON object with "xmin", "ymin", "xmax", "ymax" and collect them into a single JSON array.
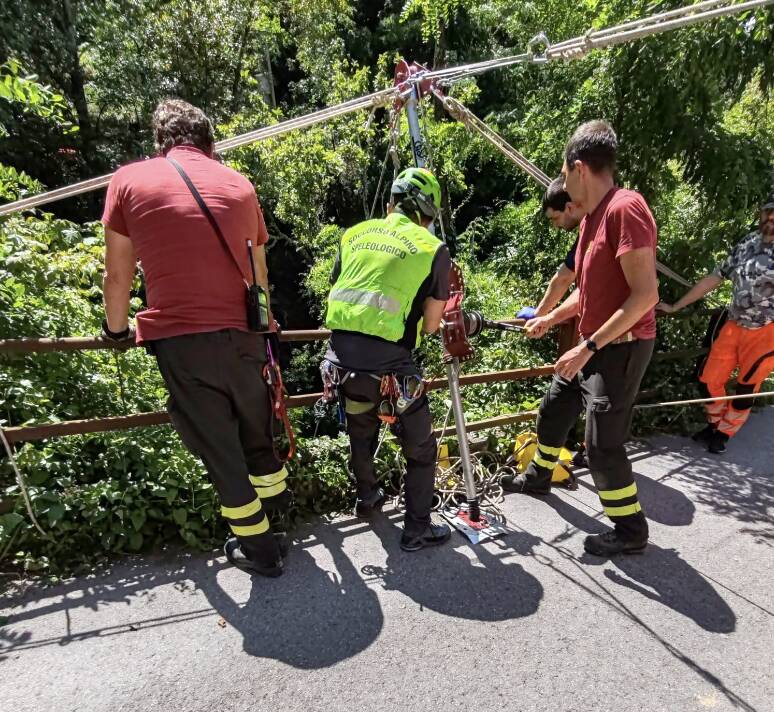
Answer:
[
  {"xmin": 404, "ymin": 75, "xmax": 480, "ymax": 520},
  {"xmin": 404, "ymin": 85, "xmax": 427, "ymax": 169},
  {"xmin": 446, "ymin": 359, "xmax": 480, "ymax": 520}
]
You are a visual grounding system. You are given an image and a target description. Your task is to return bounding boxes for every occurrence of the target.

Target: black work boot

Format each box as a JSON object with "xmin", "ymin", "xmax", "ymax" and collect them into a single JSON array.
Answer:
[
  {"xmin": 708, "ymin": 429, "xmax": 729, "ymax": 454},
  {"xmin": 224, "ymin": 538, "xmax": 283, "ymax": 577},
  {"xmin": 584, "ymin": 530, "xmax": 647, "ymax": 557},
  {"xmin": 355, "ymin": 486, "xmax": 387, "ymax": 518},
  {"xmin": 273, "ymin": 532, "xmax": 290, "ymax": 559},
  {"xmin": 691, "ymin": 424, "xmax": 716, "ymax": 444},
  {"xmin": 500, "ymin": 471, "xmax": 551, "ymax": 495},
  {"xmin": 400, "ymin": 522, "xmax": 451, "ymax": 552}
]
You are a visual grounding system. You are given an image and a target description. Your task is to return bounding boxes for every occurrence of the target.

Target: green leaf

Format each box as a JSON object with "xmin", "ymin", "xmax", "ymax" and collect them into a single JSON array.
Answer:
[
  {"xmin": 0, "ymin": 512, "xmax": 25, "ymax": 539},
  {"xmin": 130, "ymin": 510, "xmax": 146, "ymax": 531},
  {"xmin": 172, "ymin": 508, "xmax": 187, "ymax": 526},
  {"xmin": 47, "ymin": 503, "xmax": 65, "ymax": 525}
]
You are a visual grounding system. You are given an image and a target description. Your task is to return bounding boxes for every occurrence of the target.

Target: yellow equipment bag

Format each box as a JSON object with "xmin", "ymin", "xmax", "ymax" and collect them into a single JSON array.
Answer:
[{"xmin": 512, "ymin": 432, "xmax": 577, "ymax": 489}]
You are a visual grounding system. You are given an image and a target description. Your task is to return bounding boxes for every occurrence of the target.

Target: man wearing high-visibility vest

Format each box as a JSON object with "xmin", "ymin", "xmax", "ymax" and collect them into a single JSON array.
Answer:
[{"xmin": 323, "ymin": 167, "xmax": 452, "ymax": 552}]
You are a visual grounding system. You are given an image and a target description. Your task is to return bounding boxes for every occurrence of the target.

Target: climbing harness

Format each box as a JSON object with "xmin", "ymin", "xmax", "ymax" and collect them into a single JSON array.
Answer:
[{"xmin": 264, "ymin": 337, "xmax": 296, "ymax": 461}]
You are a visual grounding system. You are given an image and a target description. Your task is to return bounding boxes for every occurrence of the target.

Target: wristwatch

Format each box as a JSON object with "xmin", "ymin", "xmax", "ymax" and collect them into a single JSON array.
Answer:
[{"xmin": 585, "ymin": 339, "xmax": 599, "ymax": 353}]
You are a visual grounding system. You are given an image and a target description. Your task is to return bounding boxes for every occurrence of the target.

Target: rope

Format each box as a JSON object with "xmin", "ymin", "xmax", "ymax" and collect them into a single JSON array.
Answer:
[
  {"xmin": 424, "ymin": 0, "xmax": 774, "ymax": 83},
  {"xmin": 1, "ymin": 1, "xmax": 768, "ymax": 218},
  {"xmin": 0, "ymin": 426, "xmax": 49, "ymax": 538},
  {"xmin": 359, "ymin": 106, "xmax": 379, "ymax": 218},
  {"xmin": 437, "ymin": 93, "xmax": 701, "ymax": 290},
  {"xmin": 635, "ymin": 390, "xmax": 774, "ymax": 409},
  {"xmin": 437, "ymin": 94, "xmax": 551, "ymax": 187},
  {"xmin": 0, "ymin": 88, "xmax": 398, "ymax": 217},
  {"xmin": 369, "ymin": 107, "xmax": 403, "ymax": 219}
]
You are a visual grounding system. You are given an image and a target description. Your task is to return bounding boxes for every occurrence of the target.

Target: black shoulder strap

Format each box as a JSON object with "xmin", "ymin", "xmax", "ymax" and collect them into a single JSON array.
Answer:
[{"xmin": 166, "ymin": 156, "xmax": 247, "ymax": 284}]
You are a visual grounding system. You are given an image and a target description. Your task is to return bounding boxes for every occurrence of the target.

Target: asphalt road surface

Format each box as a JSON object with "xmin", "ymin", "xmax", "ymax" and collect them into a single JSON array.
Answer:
[{"xmin": 2, "ymin": 408, "xmax": 773, "ymax": 712}]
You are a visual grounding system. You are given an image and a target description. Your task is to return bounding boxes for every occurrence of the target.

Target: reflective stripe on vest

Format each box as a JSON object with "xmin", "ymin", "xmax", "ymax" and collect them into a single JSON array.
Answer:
[{"xmin": 329, "ymin": 288, "xmax": 402, "ymax": 315}]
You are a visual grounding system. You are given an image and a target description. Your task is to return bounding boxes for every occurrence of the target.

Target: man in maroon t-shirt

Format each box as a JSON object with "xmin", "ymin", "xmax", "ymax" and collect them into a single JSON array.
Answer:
[
  {"xmin": 101, "ymin": 99, "xmax": 289, "ymax": 577},
  {"xmin": 501, "ymin": 121, "xmax": 659, "ymax": 557}
]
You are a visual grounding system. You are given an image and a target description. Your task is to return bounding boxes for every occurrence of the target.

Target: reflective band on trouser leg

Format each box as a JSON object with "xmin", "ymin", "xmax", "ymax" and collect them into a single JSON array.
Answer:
[
  {"xmin": 598, "ymin": 482, "xmax": 642, "ymax": 519},
  {"xmin": 704, "ymin": 400, "xmax": 726, "ymax": 427},
  {"xmin": 345, "ymin": 398, "xmax": 376, "ymax": 415},
  {"xmin": 230, "ymin": 519, "xmax": 270, "ymax": 536},
  {"xmin": 221, "ymin": 496, "xmax": 270, "ymax": 537},
  {"xmin": 250, "ymin": 466, "xmax": 289, "ymax": 499},
  {"xmin": 531, "ymin": 441, "xmax": 559, "ymax": 473},
  {"xmin": 717, "ymin": 408, "xmax": 751, "ymax": 437},
  {"xmin": 221, "ymin": 496, "xmax": 262, "ymax": 520},
  {"xmin": 538, "ymin": 443, "xmax": 562, "ymax": 457},
  {"xmin": 533, "ymin": 454, "xmax": 558, "ymax": 470},
  {"xmin": 603, "ymin": 502, "xmax": 642, "ymax": 517}
]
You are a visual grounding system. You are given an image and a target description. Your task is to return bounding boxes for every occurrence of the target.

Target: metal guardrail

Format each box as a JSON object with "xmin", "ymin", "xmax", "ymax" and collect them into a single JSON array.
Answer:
[
  {"xmin": 0, "ymin": 329, "xmax": 334, "ymax": 355},
  {"xmin": 1, "ymin": 364, "xmax": 554, "ymax": 443},
  {"xmin": 0, "ymin": 322, "xmax": 705, "ymax": 445}
]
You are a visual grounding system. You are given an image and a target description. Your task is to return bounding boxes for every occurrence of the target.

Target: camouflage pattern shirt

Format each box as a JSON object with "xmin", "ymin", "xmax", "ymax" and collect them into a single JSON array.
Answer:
[{"xmin": 714, "ymin": 231, "xmax": 774, "ymax": 328}]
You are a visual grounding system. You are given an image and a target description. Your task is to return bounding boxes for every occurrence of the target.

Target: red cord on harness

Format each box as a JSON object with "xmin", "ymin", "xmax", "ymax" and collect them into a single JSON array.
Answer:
[{"xmin": 264, "ymin": 340, "xmax": 296, "ymax": 462}]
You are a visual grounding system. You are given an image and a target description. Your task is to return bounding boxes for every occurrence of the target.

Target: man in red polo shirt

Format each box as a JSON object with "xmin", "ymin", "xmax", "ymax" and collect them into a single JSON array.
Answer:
[
  {"xmin": 501, "ymin": 120, "xmax": 659, "ymax": 557},
  {"xmin": 101, "ymin": 98, "xmax": 289, "ymax": 577}
]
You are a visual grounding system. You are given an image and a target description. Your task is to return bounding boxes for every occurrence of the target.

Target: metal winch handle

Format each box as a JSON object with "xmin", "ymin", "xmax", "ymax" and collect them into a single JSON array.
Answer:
[{"xmin": 463, "ymin": 310, "xmax": 525, "ymax": 337}]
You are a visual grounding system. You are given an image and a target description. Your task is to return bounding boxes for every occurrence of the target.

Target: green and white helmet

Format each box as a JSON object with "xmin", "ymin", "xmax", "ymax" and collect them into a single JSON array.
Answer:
[{"xmin": 391, "ymin": 167, "xmax": 442, "ymax": 220}]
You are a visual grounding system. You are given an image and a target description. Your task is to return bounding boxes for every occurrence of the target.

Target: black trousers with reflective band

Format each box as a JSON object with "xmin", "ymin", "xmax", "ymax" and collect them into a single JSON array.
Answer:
[
  {"xmin": 150, "ymin": 330, "xmax": 287, "ymax": 564},
  {"xmin": 528, "ymin": 339, "xmax": 654, "ymax": 542},
  {"xmin": 341, "ymin": 373, "xmax": 436, "ymax": 537}
]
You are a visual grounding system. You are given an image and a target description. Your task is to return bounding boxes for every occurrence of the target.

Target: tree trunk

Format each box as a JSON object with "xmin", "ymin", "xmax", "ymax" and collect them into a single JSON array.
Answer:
[{"xmin": 60, "ymin": 0, "xmax": 95, "ymax": 167}]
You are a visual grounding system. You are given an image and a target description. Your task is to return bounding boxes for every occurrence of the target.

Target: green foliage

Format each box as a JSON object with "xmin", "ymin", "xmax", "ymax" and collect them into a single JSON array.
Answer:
[
  {"xmin": 401, "ymin": 0, "xmax": 473, "ymax": 43},
  {"xmin": 0, "ymin": 59, "xmax": 75, "ymax": 136},
  {"xmin": 2, "ymin": 1, "xmax": 774, "ymax": 574}
]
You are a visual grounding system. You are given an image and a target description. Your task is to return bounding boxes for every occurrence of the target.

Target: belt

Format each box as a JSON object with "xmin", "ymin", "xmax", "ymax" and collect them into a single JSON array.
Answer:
[
  {"xmin": 610, "ymin": 331, "xmax": 637, "ymax": 345},
  {"xmin": 579, "ymin": 331, "xmax": 637, "ymax": 347}
]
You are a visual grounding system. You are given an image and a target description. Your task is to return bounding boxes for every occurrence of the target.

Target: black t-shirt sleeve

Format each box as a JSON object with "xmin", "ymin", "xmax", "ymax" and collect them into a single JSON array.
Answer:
[
  {"xmin": 330, "ymin": 247, "xmax": 342, "ymax": 285},
  {"xmin": 427, "ymin": 245, "xmax": 452, "ymax": 301},
  {"xmin": 564, "ymin": 236, "xmax": 579, "ymax": 272}
]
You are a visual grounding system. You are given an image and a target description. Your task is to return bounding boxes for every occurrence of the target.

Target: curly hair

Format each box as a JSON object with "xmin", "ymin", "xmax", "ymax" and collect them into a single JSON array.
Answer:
[{"xmin": 152, "ymin": 98, "xmax": 214, "ymax": 155}]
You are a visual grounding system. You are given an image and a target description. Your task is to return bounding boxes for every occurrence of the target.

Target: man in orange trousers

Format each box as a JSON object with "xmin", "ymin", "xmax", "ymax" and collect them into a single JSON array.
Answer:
[{"xmin": 658, "ymin": 195, "xmax": 774, "ymax": 453}]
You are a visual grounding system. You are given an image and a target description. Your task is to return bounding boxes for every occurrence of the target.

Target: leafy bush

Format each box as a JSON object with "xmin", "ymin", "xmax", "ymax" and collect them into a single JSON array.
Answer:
[{"xmin": 3, "ymin": 2, "xmax": 774, "ymax": 575}]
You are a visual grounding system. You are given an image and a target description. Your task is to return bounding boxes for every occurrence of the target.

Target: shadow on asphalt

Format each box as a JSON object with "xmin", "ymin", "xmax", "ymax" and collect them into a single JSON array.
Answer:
[
  {"xmin": 521, "ymin": 492, "xmax": 736, "ymax": 633},
  {"xmin": 194, "ymin": 523, "xmax": 384, "ymax": 669},
  {"xmin": 359, "ymin": 516, "xmax": 544, "ymax": 621},
  {"xmin": 661, "ymin": 440, "xmax": 774, "ymax": 545},
  {"xmin": 0, "ymin": 553, "xmax": 228, "ymax": 660}
]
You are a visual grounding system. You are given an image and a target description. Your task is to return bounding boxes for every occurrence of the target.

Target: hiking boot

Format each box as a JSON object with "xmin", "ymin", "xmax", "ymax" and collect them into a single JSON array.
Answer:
[
  {"xmin": 584, "ymin": 531, "xmax": 647, "ymax": 557},
  {"xmin": 355, "ymin": 487, "xmax": 387, "ymax": 518},
  {"xmin": 224, "ymin": 538, "xmax": 283, "ymax": 577},
  {"xmin": 499, "ymin": 471, "xmax": 551, "ymax": 495},
  {"xmin": 273, "ymin": 532, "xmax": 290, "ymax": 559},
  {"xmin": 708, "ymin": 429, "xmax": 729, "ymax": 454},
  {"xmin": 400, "ymin": 522, "xmax": 451, "ymax": 552},
  {"xmin": 691, "ymin": 424, "xmax": 716, "ymax": 444}
]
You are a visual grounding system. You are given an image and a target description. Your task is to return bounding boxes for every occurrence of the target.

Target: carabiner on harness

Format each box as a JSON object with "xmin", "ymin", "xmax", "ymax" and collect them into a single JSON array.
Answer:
[{"xmin": 396, "ymin": 374, "xmax": 424, "ymax": 411}]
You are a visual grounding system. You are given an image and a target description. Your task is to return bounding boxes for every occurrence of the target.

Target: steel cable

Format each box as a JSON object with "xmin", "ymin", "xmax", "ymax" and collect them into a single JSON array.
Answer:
[
  {"xmin": 2, "ymin": 2, "xmax": 770, "ymax": 216},
  {"xmin": 0, "ymin": 88, "xmax": 398, "ymax": 217}
]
